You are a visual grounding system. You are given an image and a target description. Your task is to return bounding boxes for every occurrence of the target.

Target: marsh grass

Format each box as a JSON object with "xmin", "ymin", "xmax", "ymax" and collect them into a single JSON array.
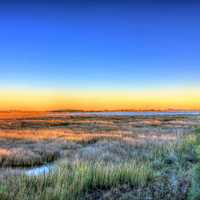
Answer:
[
  {"xmin": 0, "ymin": 143, "xmax": 61, "ymax": 167},
  {"xmin": 0, "ymin": 132, "xmax": 198, "ymax": 200},
  {"xmin": 0, "ymin": 137, "xmax": 82, "ymax": 167},
  {"xmin": 0, "ymin": 161, "xmax": 153, "ymax": 200}
]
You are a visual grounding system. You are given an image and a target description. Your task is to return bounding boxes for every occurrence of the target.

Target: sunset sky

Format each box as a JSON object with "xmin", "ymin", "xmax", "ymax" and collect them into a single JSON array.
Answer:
[{"xmin": 0, "ymin": 0, "xmax": 200, "ymax": 111}]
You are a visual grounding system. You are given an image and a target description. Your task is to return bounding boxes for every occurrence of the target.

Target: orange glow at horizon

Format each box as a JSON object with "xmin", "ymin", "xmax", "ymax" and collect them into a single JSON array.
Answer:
[{"xmin": 0, "ymin": 88, "xmax": 200, "ymax": 111}]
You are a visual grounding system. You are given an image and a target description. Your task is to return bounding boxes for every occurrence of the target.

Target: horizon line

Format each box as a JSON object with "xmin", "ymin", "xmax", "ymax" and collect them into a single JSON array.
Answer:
[{"xmin": 0, "ymin": 108, "xmax": 200, "ymax": 113}]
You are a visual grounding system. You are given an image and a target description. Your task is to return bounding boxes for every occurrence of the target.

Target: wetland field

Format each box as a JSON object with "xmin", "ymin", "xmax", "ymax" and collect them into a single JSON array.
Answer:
[{"xmin": 0, "ymin": 111, "xmax": 200, "ymax": 200}]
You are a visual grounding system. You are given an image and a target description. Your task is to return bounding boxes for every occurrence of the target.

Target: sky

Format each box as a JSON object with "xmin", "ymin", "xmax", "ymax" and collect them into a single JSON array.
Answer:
[{"xmin": 0, "ymin": 0, "xmax": 200, "ymax": 111}]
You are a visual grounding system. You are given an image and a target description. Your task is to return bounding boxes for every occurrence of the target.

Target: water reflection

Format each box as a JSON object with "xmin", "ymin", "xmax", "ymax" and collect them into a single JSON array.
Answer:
[{"xmin": 25, "ymin": 165, "xmax": 54, "ymax": 176}]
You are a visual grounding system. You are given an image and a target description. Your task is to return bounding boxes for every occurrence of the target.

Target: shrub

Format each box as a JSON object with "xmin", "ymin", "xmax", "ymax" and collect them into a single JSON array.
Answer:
[{"xmin": 188, "ymin": 164, "xmax": 200, "ymax": 200}]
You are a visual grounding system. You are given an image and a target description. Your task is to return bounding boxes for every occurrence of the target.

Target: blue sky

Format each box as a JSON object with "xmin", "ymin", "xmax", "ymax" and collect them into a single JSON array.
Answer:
[{"xmin": 0, "ymin": 1, "xmax": 200, "ymax": 91}]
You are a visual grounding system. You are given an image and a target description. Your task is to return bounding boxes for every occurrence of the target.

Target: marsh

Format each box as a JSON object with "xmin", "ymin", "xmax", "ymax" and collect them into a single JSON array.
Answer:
[{"xmin": 0, "ymin": 111, "xmax": 199, "ymax": 199}]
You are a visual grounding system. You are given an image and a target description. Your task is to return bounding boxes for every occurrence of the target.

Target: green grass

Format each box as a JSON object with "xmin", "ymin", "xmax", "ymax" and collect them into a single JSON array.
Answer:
[{"xmin": 0, "ymin": 161, "xmax": 153, "ymax": 200}]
